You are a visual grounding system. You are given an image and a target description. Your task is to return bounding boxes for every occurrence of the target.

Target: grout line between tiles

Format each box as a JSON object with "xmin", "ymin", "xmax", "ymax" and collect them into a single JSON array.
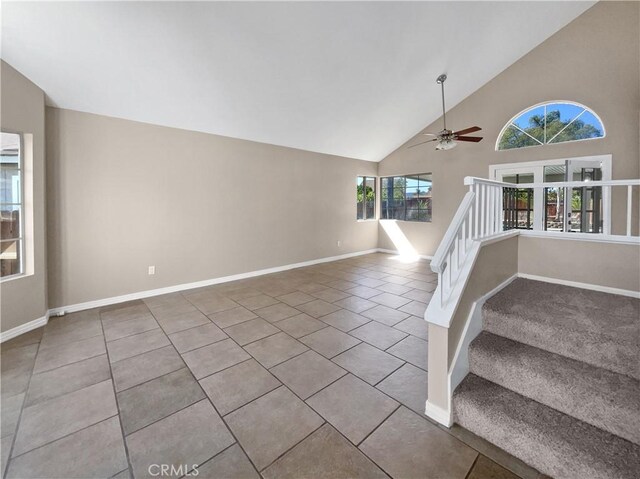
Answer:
[
  {"xmin": 464, "ymin": 454, "xmax": 481, "ymax": 479},
  {"xmin": 372, "ymin": 360, "xmax": 408, "ymax": 388},
  {"xmin": 190, "ymin": 337, "xmax": 267, "ymax": 475},
  {"xmin": 38, "ymin": 331, "xmax": 105, "ymax": 351},
  {"xmin": 27, "ymin": 351, "xmax": 108, "ymax": 379},
  {"xmin": 216, "ymin": 380, "xmax": 283, "ymax": 419},
  {"xmin": 3, "ymin": 335, "xmax": 42, "ymax": 479},
  {"xmin": 98, "ymin": 312, "xmax": 135, "ymax": 477},
  {"xmin": 121, "ymin": 394, "xmax": 206, "ymax": 438},
  {"xmin": 257, "ymin": 418, "xmax": 327, "ymax": 473},
  {"xmin": 356, "ymin": 403, "xmax": 403, "ymax": 448},
  {"xmin": 182, "ymin": 442, "xmax": 243, "ymax": 477},
  {"xmin": 7, "ymin": 414, "xmax": 120, "ymax": 462}
]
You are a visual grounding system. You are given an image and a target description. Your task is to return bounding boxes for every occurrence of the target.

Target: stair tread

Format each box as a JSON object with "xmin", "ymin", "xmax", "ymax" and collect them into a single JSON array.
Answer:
[
  {"xmin": 470, "ymin": 331, "xmax": 640, "ymax": 445},
  {"xmin": 453, "ymin": 374, "xmax": 640, "ymax": 479},
  {"xmin": 483, "ymin": 278, "xmax": 639, "ymax": 379}
]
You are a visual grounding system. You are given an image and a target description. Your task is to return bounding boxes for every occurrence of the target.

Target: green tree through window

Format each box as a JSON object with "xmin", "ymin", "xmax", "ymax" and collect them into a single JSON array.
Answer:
[
  {"xmin": 497, "ymin": 102, "xmax": 604, "ymax": 150},
  {"xmin": 357, "ymin": 176, "xmax": 376, "ymax": 220},
  {"xmin": 381, "ymin": 174, "xmax": 432, "ymax": 222}
]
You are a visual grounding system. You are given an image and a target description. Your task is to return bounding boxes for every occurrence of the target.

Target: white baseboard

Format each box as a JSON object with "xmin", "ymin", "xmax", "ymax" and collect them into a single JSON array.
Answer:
[
  {"xmin": 0, "ymin": 313, "xmax": 49, "ymax": 343},
  {"xmin": 48, "ymin": 248, "xmax": 381, "ymax": 317},
  {"xmin": 518, "ymin": 273, "xmax": 640, "ymax": 299},
  {"xmin": 424, "ymin": 400, "xmax": 452, "ymax": 427},
  {"xmin": 6, "ymin": 248, "xmax": 384, "ymax": 341}
]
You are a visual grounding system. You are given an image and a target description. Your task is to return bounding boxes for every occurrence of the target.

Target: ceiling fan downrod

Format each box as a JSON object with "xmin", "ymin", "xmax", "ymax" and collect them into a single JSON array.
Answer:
[{"xmin": 436, "ymin": 74, "xmax": 448, "ymax": 132}]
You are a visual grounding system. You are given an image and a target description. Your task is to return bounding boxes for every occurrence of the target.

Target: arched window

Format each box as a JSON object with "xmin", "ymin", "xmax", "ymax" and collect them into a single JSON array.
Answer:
[{"xmin": 496, "ymin": 101, "xmax": 605, "ymax": 151}]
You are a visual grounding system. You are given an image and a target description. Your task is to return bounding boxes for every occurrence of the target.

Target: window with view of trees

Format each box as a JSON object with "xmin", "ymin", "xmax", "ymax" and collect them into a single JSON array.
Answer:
[
  {"xmin": 381, "ymin": 174, "xmax": 432, "ymax": 222},
  {"xmin": 497, "ymin": 102, "xmax": 604, "ymax": 151},
  {"xmin": 1, "ymin": 132, "xmax": 23, "ymax": 278},
  {"xmin": 502, "ymin": 174, "xmax": 534, "ymax": 230},
  {"xmin": 357, "ymin": 176, "xmax": 376, "ymax": 220}
]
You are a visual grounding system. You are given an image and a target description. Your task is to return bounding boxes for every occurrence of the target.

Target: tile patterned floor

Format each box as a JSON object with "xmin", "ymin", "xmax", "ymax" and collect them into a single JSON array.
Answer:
[{"xmin": 0, "ymin": 253, "xmax": 544, "ymax": 479}]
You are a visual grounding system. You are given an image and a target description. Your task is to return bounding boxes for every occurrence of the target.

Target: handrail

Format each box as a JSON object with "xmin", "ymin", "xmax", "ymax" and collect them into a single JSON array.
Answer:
[
  {"xmin": 428, "ymin": 175, "xmax": 639, "ymax": 315},
  {"xmin": 465, "ymin": 175, "xmax": 639, "ymax": 236},
  {"xmin": 465, "ymin": 176, "xmax": 640, "ymax": 189},
  {"xmin": 431, "ymin": 191, "xmax": 475, "ymax": 273},
  {"xmin": 424, "ymin": 174, "xmax": 640, "ymax": 428}
]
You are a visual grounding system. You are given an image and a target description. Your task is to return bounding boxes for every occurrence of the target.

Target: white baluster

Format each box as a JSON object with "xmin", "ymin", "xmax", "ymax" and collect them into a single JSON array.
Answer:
[
  {"xmin": 461, "ymin": 220, "xmax": 467, "ymax": 255},
  {"xmin": 480, "ymin": 185, "xmax": 486, "ymax": 238},
  {"xmin": 627, "ymin": 185, "xmax": 632, "ymax": 237},
  {"xmin": 474, "ymin": 185, "xmax": 479, "ymax": 239},
  {"xmin": 445, "ymin": 253, "xmax": 452, "ymax": 291},
  {"xmin": 450, "ymin": 242, "xmax": 457, "ymax": 278},
  {"xmin": 488, "ymin": 186, "xmax": 495, "ymax": 236},
  {"xmin": 495, "ymin": 186, "xmax": 500, "ymax": 233},
  {"xmin": 499, "ymin": 186, "xmax": 502, "ymax": 231}
]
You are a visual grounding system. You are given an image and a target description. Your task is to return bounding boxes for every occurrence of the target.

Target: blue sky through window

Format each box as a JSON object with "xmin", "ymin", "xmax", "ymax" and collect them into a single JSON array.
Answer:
[{"xmin": 498, "ymin": 102, "xmax": 604, "ymax": 150}]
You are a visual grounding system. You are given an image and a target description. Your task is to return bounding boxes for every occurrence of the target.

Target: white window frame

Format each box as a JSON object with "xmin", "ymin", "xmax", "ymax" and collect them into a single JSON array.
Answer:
[
  {"xmin": 380, "ymin": 173, "xmax": 433, "ymax": 223},
  {"xmin": 495, "ymin": 100, "xmax": 606, "ymax": 151},
  {"xmin": 356, "ymin": 176, "xmax": 377, "ymax": 221},
  {"xmin": 489, "ymin": 155, "xmax": 612, "ymax": 234},
  {"xmin": 1, "ymin": 132, "xmax": 25, "ymax": 281}
]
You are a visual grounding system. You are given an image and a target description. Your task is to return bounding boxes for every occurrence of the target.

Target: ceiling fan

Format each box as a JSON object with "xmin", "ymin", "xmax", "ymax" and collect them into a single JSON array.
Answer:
[{"xmin": 409, "ymin": 74, "xmax": 483, "ymax": 151}]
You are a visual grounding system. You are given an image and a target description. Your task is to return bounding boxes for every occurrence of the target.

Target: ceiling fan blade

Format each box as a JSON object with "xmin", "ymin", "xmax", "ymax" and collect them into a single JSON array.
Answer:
[
  {"xmin": 407, "ymin": 138, "xmax": 438, "ymax": 149},
  {"xmin": 454, "ymin": 126, "xmax": 482, "ymax": 136},
  {"xmin": 456, "ymin": 136, "xmax": 483, "ymax": 142}
]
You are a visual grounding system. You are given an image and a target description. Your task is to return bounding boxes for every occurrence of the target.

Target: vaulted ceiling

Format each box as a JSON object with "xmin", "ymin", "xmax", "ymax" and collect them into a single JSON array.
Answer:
[{"xmin": 1, "ymin": 1, "xmax": 594, "ymax": 161}]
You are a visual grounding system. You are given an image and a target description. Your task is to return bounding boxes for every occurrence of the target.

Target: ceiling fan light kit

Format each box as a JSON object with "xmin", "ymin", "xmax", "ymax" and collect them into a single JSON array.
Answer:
[
  {"xmin": 408, "ymin": 73, "xmax": 484, "ymax": 151},
  {"xmin": 435, "ymin": 138, "xmax": 457, "ymax": 150}
]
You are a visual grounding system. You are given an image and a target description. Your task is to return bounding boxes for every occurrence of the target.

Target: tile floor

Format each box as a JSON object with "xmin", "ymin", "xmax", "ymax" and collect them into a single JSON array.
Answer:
[{"xmin": 0, "ymin": 253, "xmax": 544, "ymax": 479}]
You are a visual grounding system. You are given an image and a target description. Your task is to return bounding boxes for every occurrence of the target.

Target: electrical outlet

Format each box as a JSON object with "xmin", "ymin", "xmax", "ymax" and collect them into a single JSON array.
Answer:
[
  {"xmin": 337, "ymin": 240, "xmax": 342, "ymax": 248},
  {"xmin": 148, "ymin": 266, "xmax": 155, "ymax": 275}
]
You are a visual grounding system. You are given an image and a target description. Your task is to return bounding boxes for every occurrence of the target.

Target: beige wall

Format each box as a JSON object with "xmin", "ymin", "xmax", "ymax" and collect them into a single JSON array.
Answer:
[
  {"xmin": 427, "ymin": 235, "xmax": 519, "ymax": 412},
  {"xmin": 46, "ymin": 108, "xmax": 378, "ymax": 308},
  {"xmin": 519, "ymin": 236, "xmax": 640, "ymax": 292},
  {"xmin": 0, "ymin": 61, "xmax": 48, "ymax": 332},
  {"xmin": 447, "ymin": 236, "xmax": 519, "ymax": 364},
  {"xmin": 378, "ymin": 2, "xmax": 639, "ymax": 255}
]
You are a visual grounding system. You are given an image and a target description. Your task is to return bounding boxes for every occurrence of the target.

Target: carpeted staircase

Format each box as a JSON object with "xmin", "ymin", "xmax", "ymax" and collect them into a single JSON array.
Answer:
[{"xmin": 453, "ymin": 278, "xmax": 640, "ymax": 479}]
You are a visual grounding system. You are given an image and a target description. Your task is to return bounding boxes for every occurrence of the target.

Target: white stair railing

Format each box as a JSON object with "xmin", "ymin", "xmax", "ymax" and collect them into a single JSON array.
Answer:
[
  {"xmin": 425, "ymin": 175, "xmax": 639, "ymax": 427},
  {"xmin": 428, "ymin": 176, "xmax": 640, "ymax": 323},
  {"xmin": 430, "ymin": 179, "xmax": 505, "ymax": 309}
]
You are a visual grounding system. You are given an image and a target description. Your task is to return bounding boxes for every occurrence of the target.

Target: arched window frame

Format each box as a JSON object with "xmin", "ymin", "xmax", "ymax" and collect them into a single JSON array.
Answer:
[{"xmin": 495, "ymin": 101, "xmax": 606, "ymax": 151}]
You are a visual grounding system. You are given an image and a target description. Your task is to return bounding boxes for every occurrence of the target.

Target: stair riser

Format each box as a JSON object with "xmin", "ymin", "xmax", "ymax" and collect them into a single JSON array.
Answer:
[
  {"xmin": 453, "ymin": 375, "xmax": 640, "ymax": 479},
  {"xmin": 468, "ymin": 337, "xmax": 640, "ymax": 445},
  {"xmin": 483, "ymin": 309, "xmax": 639, "ymax": 380},
  {"xmin": 455, "ymin": 404, "xmax": 612, "ymax": 479}
]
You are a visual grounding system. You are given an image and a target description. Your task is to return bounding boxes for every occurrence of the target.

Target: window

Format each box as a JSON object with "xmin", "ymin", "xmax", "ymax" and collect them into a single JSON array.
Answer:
[
  {"xmin": 357, "ymin": 176, "xmax": 376, "ymax": 220},
  {"xmin": 381, "ymin": 173, "xmax": 432, "ymax": 222},
  {"xmin": 502, "ymin": 173, "xmax": 534, "ymax": 230},
  {"xmin": 543, "ymin": 164, "xmax": 603, "ymax": 233},
  {"xmin": 491, "ymin": 155, "xmax": 611, "ymax": 234},
  {"xmin": 496, "ymin": 101, "xmax": 604, "ymax": 151},
  {"xmin": 1, "ymin": 132, "xmax": 23, "ymax": 278}
]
